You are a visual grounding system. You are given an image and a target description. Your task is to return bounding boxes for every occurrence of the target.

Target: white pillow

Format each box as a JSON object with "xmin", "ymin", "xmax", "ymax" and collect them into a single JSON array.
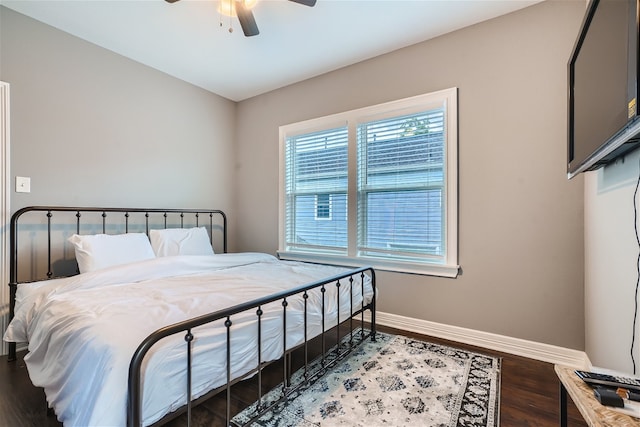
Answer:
[
  {"xmin": 149, "ymin": 227, "xmax": 215, "ymax": 257},
  {"xmin": 67, "ymin": 233, "xmax": 156, "ymax": 274}
]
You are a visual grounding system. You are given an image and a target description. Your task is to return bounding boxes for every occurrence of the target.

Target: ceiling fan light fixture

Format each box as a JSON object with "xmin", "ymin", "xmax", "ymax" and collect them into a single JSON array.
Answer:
[
  {"xmin": 218, "ymin": 0, "xmax": 235, "ymax": 17},
  {"xmin": 167, "ymin": 0, "xmax": 315, "ymax": 38},
  {"xmin": 218, "ymin": 0, "xmax": 257, "ymax": 18},
  {"xmin": 242, "ymin": 0, "xmax": 258, "ymax": 10}
]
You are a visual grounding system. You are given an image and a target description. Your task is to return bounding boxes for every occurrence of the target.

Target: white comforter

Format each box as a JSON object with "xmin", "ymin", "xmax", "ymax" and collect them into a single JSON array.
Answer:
[{"xmin": 3, "ymin": 253, "xmax": 374, "ymax": 426}]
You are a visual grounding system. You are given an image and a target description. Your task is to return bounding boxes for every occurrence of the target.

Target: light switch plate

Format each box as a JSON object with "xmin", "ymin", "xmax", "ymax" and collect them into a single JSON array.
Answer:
[{"xmin": 16, "ymin": 176, "xmax": 30, "ymax": 193}]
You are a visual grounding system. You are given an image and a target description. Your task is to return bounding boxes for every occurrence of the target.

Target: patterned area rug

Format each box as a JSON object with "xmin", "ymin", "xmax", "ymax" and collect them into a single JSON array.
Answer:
[{"xmin": 232, "ymin": 330, "xmax": 501, "ymax": 427}]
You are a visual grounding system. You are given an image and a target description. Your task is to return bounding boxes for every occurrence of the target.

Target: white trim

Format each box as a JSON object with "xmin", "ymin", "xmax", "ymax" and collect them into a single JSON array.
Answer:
[
  {"xmin": 278, "ymin": 251, "xmax": 459, "ymax": 278},
  {"xmin": 0, "ymin": 82, "xmax": 10, "ymax": 356},
  {"xmin": 444, "ymin": 92, "xmax": 458, "ymax": 268},
  {"xmin": 369, "ymin": 311, "xmax": 591, "ymax": 368}
]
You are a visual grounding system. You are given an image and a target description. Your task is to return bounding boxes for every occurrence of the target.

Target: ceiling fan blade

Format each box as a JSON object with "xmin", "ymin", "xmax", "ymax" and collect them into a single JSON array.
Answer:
[
  {"xmin": 289, "ymin": 0, "xmax": 316, "ymax": 6},
  {"xmin": 236, "ymin": 2, "xmax": 260, "ymax": 37}
]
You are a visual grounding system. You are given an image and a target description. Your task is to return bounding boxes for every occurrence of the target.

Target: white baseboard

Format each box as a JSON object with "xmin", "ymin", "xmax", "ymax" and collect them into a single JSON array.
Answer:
[{"xmin": 368, "ymin": 311, "xmax": 591, "ymax": 369}]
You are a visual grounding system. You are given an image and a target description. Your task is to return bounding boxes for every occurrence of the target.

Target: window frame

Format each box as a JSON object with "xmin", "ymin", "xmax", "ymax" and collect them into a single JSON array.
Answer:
[{"xmin": 278, "ymin": 88, "xmax": 459, "ymax": 278}]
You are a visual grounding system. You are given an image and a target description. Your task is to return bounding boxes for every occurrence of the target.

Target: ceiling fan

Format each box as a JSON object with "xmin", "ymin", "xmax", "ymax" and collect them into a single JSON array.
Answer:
[{"xmin": 165, "ymin": 0, "xmax": 317, "ymax": 37}]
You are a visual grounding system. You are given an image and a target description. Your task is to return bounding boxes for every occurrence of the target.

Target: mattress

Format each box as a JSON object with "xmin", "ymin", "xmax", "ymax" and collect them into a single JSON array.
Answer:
[{"xmin": 3, "ymin": 252, "xmax": 374, "ymax": 426}]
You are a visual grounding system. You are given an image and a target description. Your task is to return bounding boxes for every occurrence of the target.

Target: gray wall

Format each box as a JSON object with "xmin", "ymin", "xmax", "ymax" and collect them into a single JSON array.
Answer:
[
  {"xmin": 0, "ymin": 7, "xmax": 238, "ymax": 249},
  {"xmin": 235, "ymin": 0, "xmax": 586, "ymax": 350},
  {"xmin": 584, "ymin": 149, "xmax": 640, "ymax": 373}
]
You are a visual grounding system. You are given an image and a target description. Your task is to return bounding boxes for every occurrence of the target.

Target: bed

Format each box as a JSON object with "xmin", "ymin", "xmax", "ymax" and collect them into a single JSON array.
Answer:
[{"xmin": 3, "ymin": 206, "xmax": 376, "ymax": 427}]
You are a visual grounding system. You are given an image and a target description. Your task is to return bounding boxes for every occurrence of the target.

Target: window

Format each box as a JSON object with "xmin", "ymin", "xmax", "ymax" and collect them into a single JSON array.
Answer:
[
  {"xmin": 315, "ymin": 194, "xmax": 332, "ymax": 220},
  {"xmin": 279, "ymin": 88, "xmax": 458, "ymax": 277}
]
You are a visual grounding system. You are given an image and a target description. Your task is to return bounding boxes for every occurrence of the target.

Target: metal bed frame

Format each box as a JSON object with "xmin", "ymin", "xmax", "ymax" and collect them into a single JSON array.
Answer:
[{"xmin": 6, "ymin": 206, "xmax": 377, "ymax": 427}]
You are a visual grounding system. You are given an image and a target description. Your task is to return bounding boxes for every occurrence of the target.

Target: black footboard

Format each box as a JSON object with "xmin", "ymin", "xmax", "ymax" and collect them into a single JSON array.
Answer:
[{"xmin": 127, "ymin": 267, "xmax": 376, "ymax": 427}]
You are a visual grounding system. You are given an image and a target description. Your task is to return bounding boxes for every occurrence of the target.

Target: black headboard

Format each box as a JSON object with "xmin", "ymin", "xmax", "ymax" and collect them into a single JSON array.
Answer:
[{"xmin": 8, "ymin": 206, "xmax": 227, "ymax": 328}]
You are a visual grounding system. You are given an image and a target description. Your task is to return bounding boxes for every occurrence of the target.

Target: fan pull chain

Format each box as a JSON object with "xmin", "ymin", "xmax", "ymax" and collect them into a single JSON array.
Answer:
[{"xmin": 218, "ymin": 0, "xmax": 234, "ymax": 33}]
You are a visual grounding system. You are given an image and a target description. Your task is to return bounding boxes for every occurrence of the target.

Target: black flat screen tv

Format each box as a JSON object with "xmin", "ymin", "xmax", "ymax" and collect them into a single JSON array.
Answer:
[{"xmin": 568, "ymin": 0, "xmax": 640, "ymax": 178}]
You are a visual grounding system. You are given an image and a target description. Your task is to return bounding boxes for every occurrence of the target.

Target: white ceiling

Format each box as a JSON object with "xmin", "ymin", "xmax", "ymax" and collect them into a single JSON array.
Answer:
[{"xmin": 1, "ymin": 0, "xmax": 542, "ymax": 101}]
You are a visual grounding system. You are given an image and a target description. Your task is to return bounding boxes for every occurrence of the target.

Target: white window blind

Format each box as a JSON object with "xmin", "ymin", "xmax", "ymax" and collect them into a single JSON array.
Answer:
[
  {"xmin": 284, "ymin": 127, "xmax": 348, "ymax": 253},
  {"xmin": 279, "ymin": 88, "xmax": 458, "ymax": 277},
  {"xmin": 357, "ymin": 110, "xmax": 445, "ymax": 262}
]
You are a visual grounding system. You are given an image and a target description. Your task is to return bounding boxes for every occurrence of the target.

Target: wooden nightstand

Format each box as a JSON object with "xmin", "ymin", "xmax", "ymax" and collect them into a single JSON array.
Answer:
[{"xmin": 555, "ymin": 365, "xmax": 640, "ymax": 426}]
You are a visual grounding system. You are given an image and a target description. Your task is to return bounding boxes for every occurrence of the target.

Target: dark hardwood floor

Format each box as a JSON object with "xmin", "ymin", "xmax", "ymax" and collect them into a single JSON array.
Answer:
[{"xmin": 0, "ymin": 325, "xmax": 589, "ymax": 426}]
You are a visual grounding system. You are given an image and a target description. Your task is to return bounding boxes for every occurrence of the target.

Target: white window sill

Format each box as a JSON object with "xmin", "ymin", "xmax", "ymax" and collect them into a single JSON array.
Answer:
[{"xmin": 277, "ymin": 251, "xmax": 460, "ymax": 278}]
